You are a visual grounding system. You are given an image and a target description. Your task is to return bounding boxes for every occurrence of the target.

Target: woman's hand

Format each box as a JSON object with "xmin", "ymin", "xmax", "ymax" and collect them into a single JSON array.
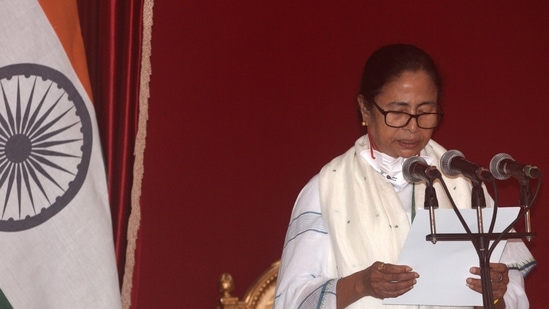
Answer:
[
  {"xmin": 362, "ymin": 261, "xmax": 419, "ymax": 299},
  {"xmin": 467, "ymin": 262, "xmax": 508, "ymax": 305},
  {"xmin": 336, "ymin": 261, "xmax": 419, "ymax": 308}
]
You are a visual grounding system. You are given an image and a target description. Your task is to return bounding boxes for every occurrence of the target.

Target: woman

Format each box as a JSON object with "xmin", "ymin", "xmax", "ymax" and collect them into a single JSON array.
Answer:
[{"xmin": 274, "ymin": 44, "xmax": 535, "ymax": 309}]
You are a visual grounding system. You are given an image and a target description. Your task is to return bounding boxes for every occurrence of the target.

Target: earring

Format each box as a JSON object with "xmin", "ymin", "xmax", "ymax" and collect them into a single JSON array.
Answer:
[{"xmin": 361, "ymin": 121, "xmax": 367, "ymax": 127}]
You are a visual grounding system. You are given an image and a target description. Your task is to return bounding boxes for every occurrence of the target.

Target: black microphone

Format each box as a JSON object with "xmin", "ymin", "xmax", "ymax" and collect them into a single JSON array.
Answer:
[
  {"xmin": 440, "ymin": 150, "xmax": 494, "ymax": 182},
  {"xmin": 402, "ymin": 156, "xmax": 441, "ymax": 183},
  {"xmin": 489, "ymin": 153, "xmax": 540, "ymax": 180}
]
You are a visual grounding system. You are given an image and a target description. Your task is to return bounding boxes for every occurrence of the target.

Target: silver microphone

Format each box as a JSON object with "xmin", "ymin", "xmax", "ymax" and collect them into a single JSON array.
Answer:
[
  {"xmin": 403, "ymin": 156, "xmax": 440, "ymax": 243},
  {"xmin": 490, "ymin": 153, "xmax": 540, "ymax": 180},
  {"xmin": 490, "ymin": 153, "xmax": 540, "ymax": 241},
  {"xmin": 402, "ymin": 156, "xmax": 441, "ymax": 183},
  {"xmin": 440, "ymin": 149, "xmax": 493, "ymax": 182}
]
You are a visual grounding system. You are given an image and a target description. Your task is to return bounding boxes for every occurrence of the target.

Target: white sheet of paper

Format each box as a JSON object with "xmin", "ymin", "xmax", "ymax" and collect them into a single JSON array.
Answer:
[{"xmin": 383, "ymin": 207, "xmax": 520, "ymax": 307}]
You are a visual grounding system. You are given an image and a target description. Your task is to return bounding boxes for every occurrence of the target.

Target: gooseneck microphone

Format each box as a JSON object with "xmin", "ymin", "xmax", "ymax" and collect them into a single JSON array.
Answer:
[
  {"xmin": 440, "ymin": 150, "xmax": 494, "ymax": 182},
  {"xmin": 441, "ymin": 150, "xmax": 490, "ymax": 233},
  {"xmin": 489, "ymin": 153, "xmax": 540, "ymax": 180},
  {"xmin": 490, "ymin": 153, "xmax": 540, "ymax": 242},
  {"xmin": 402, "ymin": 156, "xmax": 440, "ymax": 243},
  {"xmin": 402, "ymin": 156, "xmax": 441, "ymax": 183}
]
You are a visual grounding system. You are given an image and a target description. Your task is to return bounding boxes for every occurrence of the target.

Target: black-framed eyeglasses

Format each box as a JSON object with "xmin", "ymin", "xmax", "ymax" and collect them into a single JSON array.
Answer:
[{"xmin": 372, "ymin": 101, "xmax": 444, "ymax": 129}]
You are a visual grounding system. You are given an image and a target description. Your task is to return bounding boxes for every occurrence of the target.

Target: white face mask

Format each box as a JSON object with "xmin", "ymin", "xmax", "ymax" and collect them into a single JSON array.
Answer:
[{"xmin": 360, "ymin": 149, "xmax": 434, "ymax": 192}]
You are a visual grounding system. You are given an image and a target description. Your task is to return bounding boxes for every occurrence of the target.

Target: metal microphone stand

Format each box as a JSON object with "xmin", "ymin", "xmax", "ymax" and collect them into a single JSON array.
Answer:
[
  {"xmin": 425, "ymin": 175, "xmax": 538, "ymax": 309},
  {"xmin": 470, "ymin": 178, "xmax": 494, "ymax": 309},
  {"xmin": 423, "ymin": 173, "xmax": 439, "ymax": 244},
  {"xmin": 519, "ymin": 177, "xmax": 533, "ymax": 242}
]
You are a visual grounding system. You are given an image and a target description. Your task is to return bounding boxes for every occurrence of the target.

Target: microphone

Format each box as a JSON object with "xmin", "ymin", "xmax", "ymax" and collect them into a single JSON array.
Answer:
[
  {"xmin": 490, "ymin": 153, "xmax": 539, "ymax": 242},
  {"xmin": 440, "ymin": 150, "xmax": 494, "ymax": 182},
  {"xmin": 402, "ymin": 156, "xmax": 441, "ymax": 183},
  {"xmin": 489, "ymin": 153, "xmax": 540, "ymax": 180},
  {"xmin": 403, "ymin": 156, "xmax": 440, "ymax": 243}
]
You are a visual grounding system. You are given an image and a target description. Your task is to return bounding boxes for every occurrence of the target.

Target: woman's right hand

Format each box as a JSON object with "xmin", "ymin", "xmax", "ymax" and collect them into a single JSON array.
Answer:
[
  {"xmin": 336, "ymin": 261, "xmax": 420, "ymax": 308},
  {"xmin": 362, "ymin": 261, "xmax": 419, "ymax": 299}
]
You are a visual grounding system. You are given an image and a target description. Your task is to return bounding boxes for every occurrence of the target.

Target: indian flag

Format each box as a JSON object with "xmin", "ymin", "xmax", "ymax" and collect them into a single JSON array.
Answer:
[{"xmin": 0, "ymin": 0, "xmax": 122, "ymax": 308}]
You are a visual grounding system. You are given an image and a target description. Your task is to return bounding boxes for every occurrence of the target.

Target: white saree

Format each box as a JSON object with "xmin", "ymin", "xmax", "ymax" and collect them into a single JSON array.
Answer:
[{"xmin": 275, "ymin": 136, "xmax": 535, "ymax": 309}]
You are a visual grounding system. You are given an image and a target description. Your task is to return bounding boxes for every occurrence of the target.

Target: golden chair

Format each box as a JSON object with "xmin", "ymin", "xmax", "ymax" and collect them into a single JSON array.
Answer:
[{"xmin": 217, "ymin": 261, "xmax": 280, "ymax": 309}]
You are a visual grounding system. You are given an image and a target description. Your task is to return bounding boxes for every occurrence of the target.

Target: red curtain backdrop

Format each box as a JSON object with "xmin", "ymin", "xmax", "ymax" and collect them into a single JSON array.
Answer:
[
  {"xmin": 72, "ymin": 1, "xmax": 548, "ymax": 308},
  {"xmin": 136, "ymin": 2, "xmax": 547, "ymax": 308},
  {"xmin": 76, "ymin": 0, "xmax": 144, "ymax": 286}
]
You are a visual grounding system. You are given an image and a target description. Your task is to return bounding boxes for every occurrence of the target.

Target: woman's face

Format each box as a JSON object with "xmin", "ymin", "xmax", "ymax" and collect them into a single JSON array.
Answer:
[{"xmin": 359, "ymin": 70, "xmax": 439, "ymax": 158}]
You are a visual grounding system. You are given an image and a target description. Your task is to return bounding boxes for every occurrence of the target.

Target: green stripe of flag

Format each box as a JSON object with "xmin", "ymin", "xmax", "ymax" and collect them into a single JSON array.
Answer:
[{"xmin": 0, "ymin": 289, "xmax": 13, "ymax": 309}]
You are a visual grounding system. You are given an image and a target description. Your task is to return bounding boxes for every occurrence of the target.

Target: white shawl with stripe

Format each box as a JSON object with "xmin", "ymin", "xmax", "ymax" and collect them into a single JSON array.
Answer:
[{"xmin": 319, "ymin": 136, "xmax": 475, "ymax": 309}]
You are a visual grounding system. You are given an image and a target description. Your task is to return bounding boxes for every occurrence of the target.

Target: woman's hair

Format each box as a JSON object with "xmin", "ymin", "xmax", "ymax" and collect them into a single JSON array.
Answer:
[{"xmin": 359, "ymin": 44, "xmax": 442, "ymax": 109}]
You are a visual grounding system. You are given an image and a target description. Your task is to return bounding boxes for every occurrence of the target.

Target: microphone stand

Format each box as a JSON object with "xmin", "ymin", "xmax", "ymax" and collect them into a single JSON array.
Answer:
[
  {"xmin": 471, "ymin": 178, "xmax": 487, "ymax": 233},
  {"xmin": 425, "ymin": 174, "xmax": 538, "ymax": 309},
  {"xmin": 424, "ymin": 178, "xmax": 439, "ymax": 244},
  {"xmin": 470, "ymin": 178, "xmax": 494, "ymax": 309},
  {"xmin": 519, "ymin": 177, "xmax": 533, "ymax": 242}
]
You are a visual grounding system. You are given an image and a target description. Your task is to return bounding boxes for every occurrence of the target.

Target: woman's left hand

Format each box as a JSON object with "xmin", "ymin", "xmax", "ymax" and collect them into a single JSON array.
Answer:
[{"xmin": 466, "ymin": 262, "xmax": 508, "ymax": 301}]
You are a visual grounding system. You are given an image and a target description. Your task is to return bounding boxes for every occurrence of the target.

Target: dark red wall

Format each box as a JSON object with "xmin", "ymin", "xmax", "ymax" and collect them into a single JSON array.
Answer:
[{"xmin": 133, "ymin": 2, "xmax": 548, "ymax": 308}]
